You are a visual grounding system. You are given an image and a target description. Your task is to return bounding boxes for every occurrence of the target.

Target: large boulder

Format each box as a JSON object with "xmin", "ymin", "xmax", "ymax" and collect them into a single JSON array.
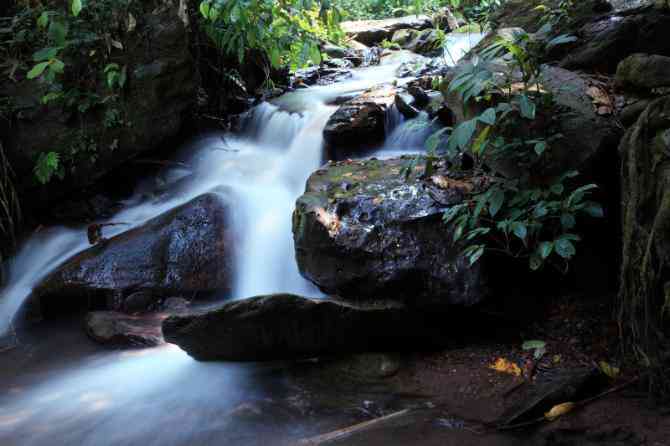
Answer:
[
  {"xmin": 615, "ymin": 53, "xmax": 670, "ymax": 90},
  {"xmin": 34, "ymin": 192, "xmax": 235, "ymax": 309},
  {"xmin": 163, "ymin": 294, "xmax": 450, "ymax": 361},
  {"xmin": 560, "ymin": 8, "xmax": 670, "ymax": 73},
  {"xmin": 440, "ymin": 62, "xmax": 621, "ymax": 178},
  {"xmin": 490, "ymin": 0, "xmax": 610, "ymax": 33},
  {"xmin": 292, "ymin": 157, "xmax": 485, "ymax": 309},
  {"xmin": 340, "ymin": 15, "xmax": 434, "ymax": 46},
  {"xmin": 401, "ymin": 29, "xmax": 444, "ymax": 55},
  {"xmin": 0, "ymin": 2, "xmax": 196, "ymax": 213},
  {"xmin": 323, "ymin": 85, "xmax": 397, "ymax": 159}
]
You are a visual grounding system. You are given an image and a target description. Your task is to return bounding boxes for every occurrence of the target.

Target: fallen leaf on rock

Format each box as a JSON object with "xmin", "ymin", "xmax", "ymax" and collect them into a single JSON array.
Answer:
[
  {"xmin": 315, "ymin": 207, "xmax": 341, "ymax": 237},
  {"xmin": 586, "ymin": 85, "xmax": 613, "ymax": 115},
  {"xmin": 598, "ymin": 361, "xmax": 620, "ymax": 379},
  {"xmin": 489, "ymin": 358, "xmax": 522, "ymax": 377},
  {"xmin": 431, "ymin": 175, "xmax": 474, "ymax": 192},
  {"xmin": 544, "ymin": 402, "xmax": 575, "ymax": 421}
]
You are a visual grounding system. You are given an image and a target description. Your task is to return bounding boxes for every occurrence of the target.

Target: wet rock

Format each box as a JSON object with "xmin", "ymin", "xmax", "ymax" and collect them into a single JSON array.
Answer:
[
  {"xmin": 323, "ymin": 85, "xmax": 397, "ymax": 158},
  {"xmin": 322, "ymin": 43, "xmax": 348, "ymax": 59},
  {"xmin": 163, "ymin": 294, "xmax": 450, "ymax": 361},
  {"xmin": 403, "ymin": 29, "xmax": 444, "ymax": 55},
  {"xmin": 615, "ymin": 53, "xmax": 670, "ymax": 90},
  {"xmin": 395, "ymin": 93, "xmax": 420, "ymax": 119},
  {"xmin": 85, "ymin": 311, "xmax": 166, "ymax": 347},
  {"xmin": 160, "ymin": 297, "xmax": 190, "ymax": 314},
  {"xmin": 35, "ymin": 192, "xmax": 235, "ymax": 307},
  {"xmin": 341, "ymin": 15, "xmax": 433, "ymax": 46},
  {"xmin": 432, "ymin": 7, "xmax": 460, "ymax": 31},
  {"xmin": 560, "ymin": 9, "xmax": 670, "ymax": 73},
  {"xmin": 441, "ymin": 62, "xmax": 621, "ymax": 178},
  {"xmin": 408, "ymin": 85, "xmax": 430, "ymax": 108},
  {"xmin": 122, "ymin": 290, "xmax": 157, "ymax": 314},
  {"xmin": 292, "ymin": 157, "xmax": 485, "ymax": 308},
  {"xmin": 293, "ymin": 66, "xmax": 352, "ymax": 87},
  {"xmin": 619, "ymin": 98, "xmax": 652, "ymax": 126}
]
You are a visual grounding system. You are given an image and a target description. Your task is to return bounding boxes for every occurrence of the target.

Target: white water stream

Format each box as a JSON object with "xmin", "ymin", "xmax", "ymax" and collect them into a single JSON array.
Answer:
[{"xmin": 0, "ymin": 38, "xmax": 479, "ymax": 446}]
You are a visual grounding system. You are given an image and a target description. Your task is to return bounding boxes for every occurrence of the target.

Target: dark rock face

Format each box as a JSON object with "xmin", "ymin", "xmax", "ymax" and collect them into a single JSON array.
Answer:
[
  {"xmin": 490, "ymin": 0, "xmax": 609, "ymax": 33},
  {"xmin": 0, "ymin": 2, "xmax": 196, "ymax": 213},
  {"xmin": 441, "ymin": 62, "xmax": 621, "ymax": 178},
  {"xmin": 35, "ymin": 192, "xmax": 235, "ymax": 307},
  {"xmin": 292, "ymin": 158, "xmax": 485, "ymax": 309},
  {"xmin": 163, "ymin": 294, "xmax": 450, "ymax": 361},
  {"xmin": 534, "ymin": 65, "xmax": 621, "ymax": 177},
  {"xmin": 619, "ymin": 96, "xmax": 670, "ymax": 348},
  {"xmin": 323, "ymin": 85, "xmax": 396, "ymax": 158},
  {"xmin": 615, "ymin": 53, "xmax": 670, "ymax": 90},
  {"xmin": 560, "ymin": 10, "xmax": 670, "ymax": 73},
  {"xmin": 341, "ymin": 15, "xmax": 434, "ymax": 46},
  {"xmin": 85, "ymin": 311, "xmax": 166, "ymax": 348}
]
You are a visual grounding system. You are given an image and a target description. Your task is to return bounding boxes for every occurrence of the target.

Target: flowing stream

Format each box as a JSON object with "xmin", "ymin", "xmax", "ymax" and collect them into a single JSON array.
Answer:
[{"xmin": 0, "ymin": 39, "xmax": 480, "ymax": 446}]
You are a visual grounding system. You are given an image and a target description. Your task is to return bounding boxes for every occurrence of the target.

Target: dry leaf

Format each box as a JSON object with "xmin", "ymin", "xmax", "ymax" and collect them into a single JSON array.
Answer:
[
  {"xmin": 544, "ymin": 402, "xmax": 575, "ymax": 421},
  {"xmin": 489, "ymin": 358, "xmax": 522, "ymax": 377},
  {"xmin": 431, "ymin": 175, "xmax": 474, "ymax": 193},
  {"xmin": 342, "ymin": 172, "xmax": 353, "ymax": 177},
  {"xmin": 586, "ymin": 86, "xmax": 613, "ymax": 115},
  {"xmin": 315, "ymin": 207, "xmax": 341, "ymax": 237},
  {"xmin": 598, "ymin": 361, "xmax": 620, "ymax": 379}
]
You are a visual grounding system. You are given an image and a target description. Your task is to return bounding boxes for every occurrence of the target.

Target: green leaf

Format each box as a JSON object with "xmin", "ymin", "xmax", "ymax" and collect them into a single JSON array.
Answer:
[
  {"xmin": 538, "ymin": 241, "xmax": 553, "ymax": 259},
  {"xmin": 519, "ymin": 94, "xmax": 536, "ymax": 120},
  {"xmin": 534, "ymin": 141, "xmax": 547, "ymax": 156},
  {"xmin": 199, "ymin": 1, "xmax": 210, "ymax": 19},
  {"xmin": 448, "ymin": 119, "xmax": 477, "ymax": 152},
  {"xmin": 555, "ymin": 238, "xmax": 576, "ymax": 259},
  {"xmin": 71, "ymin": 0, "xmax": 83, "ymax": 17},
  {"xmin": 32, "ymin": 47, "xmax": 60, "ymax": 62},
  {"xmin": 567, "ymin": 184, "xmax": 598, "ymax": 207},
  {"xmin": 33, "ymin": 151, "xmax": 60, "ymax": 184},
  {"xmin": 37, "ymin": 12, "xmax": 49, "ymax": 28},
  {"xmin": 50, "ymin": 59, "xmax": 65, "ymax": 74},
  {"xmin": 560, "ymin": 213, "xmax": 576, "ymax": 230},
  {"xmin": 471, "ymin": 126, "xmax": 491, "ymax": 155},
  {"xmin": 529, "ymin": 254, "xmax": 543, "ymax": 271},
  {"xmin": 533, "ymin": 203, "xmax": 548, "ymax": 218},
  {"xmin": 581, "ymin": 201, "xmax": 604, "ymax": 218},
  {"xmin": 27, "ymin": 62, "xmax": 49, "ymax": 79},
  {"xmin": 468, "ymin": 245, "xmax": 485, "ymax": 266},
  {"xmin": 426, "ymin": 127, "xmax": 450, "ymax": 154},
  {"xmin": 546, "ymin": 34, "xmax": 577, "ymax": 50},
  {"xmin": 465, "ymin": 227, "xmax": 490, "ymax": 240},
  {"xmin": 522, "ymin": 340, "xmax": 547, "ymax": 359},
  {"xmin": 478, "ymin": 107, "xmax": 496, "ymax": 125},
  {"xmin": 48, "ymin": 20, "xmax": 68, "ymax": 47},
  {"xmin": 512, "ymin": 222, "xmax": 527, "ymax": 241},
  {"xmin": 443, "ymin": 204, "xmax": 466, "ymax": 224},
  {"xmin": 550, "ymin": 183, "xmax": 564, "ymax": 195},
  {"xmin": 488, "ymin": 187, "xmax": 505, "ymax": 217}
]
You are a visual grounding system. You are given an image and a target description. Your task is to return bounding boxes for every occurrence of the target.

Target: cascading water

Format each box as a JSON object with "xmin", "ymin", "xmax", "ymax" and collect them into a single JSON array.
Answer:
[{"xmin": 0, "ymin": 37, "xmax": 481, "ymax": 446}]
